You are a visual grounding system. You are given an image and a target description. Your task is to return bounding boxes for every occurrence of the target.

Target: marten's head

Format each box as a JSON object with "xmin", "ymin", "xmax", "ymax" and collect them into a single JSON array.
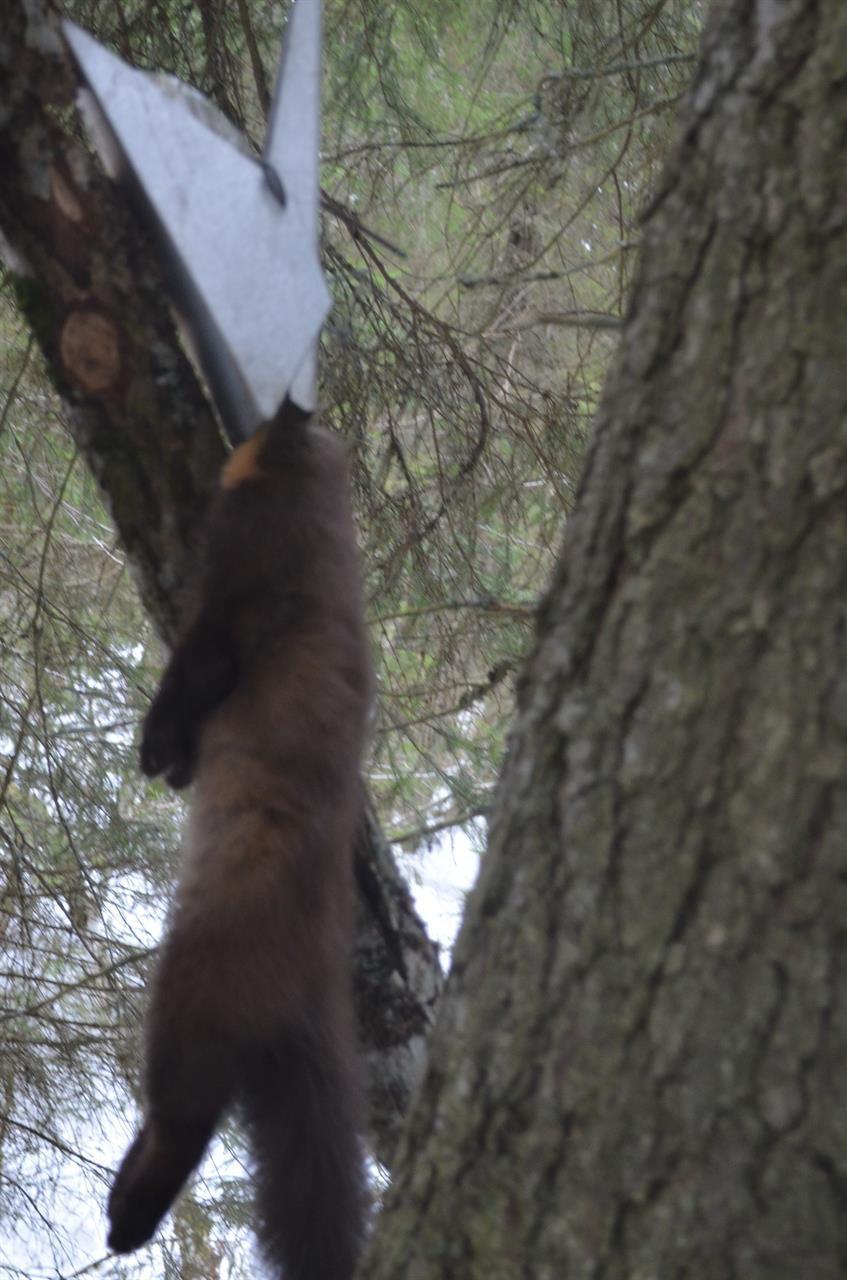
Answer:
[{"xmin": 220, "ymin": 400, "xmax": 315, "ymax": 491}]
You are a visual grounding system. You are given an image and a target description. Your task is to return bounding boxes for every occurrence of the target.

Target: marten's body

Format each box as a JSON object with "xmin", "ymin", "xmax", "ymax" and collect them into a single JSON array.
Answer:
[{"xmin": 107, "ymin": 409, "xmax": 372, "ymax": 1280}]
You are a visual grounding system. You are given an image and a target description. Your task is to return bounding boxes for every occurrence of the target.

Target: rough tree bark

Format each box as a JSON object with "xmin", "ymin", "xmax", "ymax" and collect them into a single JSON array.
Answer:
[
  {"xmin": 0, "ymin": 0, "xmax": 441, "ymax": 1163},
  {"xmin": 366, "ymin": 0, "xmax": 847, "ymax": 1276}
]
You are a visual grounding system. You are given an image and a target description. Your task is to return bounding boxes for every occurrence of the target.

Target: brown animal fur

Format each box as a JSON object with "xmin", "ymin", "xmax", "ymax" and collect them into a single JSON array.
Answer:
[{"xmin": 107, "ymin": 404, "xmax": 373, "ymax": 1280}]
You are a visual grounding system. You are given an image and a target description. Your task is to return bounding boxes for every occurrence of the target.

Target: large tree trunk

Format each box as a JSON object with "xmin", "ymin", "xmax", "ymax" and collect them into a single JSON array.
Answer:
[
  {"xmin": 367, "ymin": 0, "xmax": 847, "ymax": 1275},
  {"xmin": 0, "ymin": 0, "xmax": 442, "ymax": 1164}
]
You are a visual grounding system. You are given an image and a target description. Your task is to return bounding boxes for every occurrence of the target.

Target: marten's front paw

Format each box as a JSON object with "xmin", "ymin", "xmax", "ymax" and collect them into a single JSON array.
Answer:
[{"xmin": 140, "ymin": 701, "xmax": 196, "ymax": 789}]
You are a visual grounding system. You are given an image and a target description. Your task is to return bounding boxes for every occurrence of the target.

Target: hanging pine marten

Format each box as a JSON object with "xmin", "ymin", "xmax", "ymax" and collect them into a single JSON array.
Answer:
[{"xmin": 107, "ymin": 403, "xmax": 373, "ymax": 1280}]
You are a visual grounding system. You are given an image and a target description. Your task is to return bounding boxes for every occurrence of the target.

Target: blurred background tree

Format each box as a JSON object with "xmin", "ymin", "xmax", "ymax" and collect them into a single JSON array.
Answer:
[{"xmin": 0, "ymin": 0, "xmax": 701, "ymax": 1273}]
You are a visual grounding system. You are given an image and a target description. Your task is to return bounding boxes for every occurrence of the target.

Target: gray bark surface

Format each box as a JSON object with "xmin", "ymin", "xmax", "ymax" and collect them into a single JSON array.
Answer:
[
  {"xmin": 367, "ymin": 0, "xmax": 847, "ymax": 1275},
  {"xmin": 0, "ymin": 0, "xmax": 441, "ymax": 1163}
]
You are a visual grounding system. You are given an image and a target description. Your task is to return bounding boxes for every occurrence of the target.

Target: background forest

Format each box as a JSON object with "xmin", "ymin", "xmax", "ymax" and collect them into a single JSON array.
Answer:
[{"xmin": 0, "ymin": 0, "xmax": 702, "ymax": 1274}]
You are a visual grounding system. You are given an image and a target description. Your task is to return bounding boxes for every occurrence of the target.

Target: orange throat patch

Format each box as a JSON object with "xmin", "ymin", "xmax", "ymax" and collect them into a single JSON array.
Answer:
[{"xmin": 220, "ymin": 427, "xmax": 269, "ymax": 490}]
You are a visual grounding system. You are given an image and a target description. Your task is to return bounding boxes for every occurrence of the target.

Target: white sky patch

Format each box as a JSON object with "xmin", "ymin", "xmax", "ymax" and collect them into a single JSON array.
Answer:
[{"xmin": 393, "ymin": 820, "xmax": 482, "ymax": 960}]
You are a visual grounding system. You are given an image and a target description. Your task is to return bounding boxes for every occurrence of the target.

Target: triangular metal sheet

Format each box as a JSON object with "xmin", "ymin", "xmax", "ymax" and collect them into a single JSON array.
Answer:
[
  {"xmin": 264, "ymin": 0, "xmax": 323, "ymax": 412},
  {"xmin": 63, "ymin": 1, "xmax": 329, "ymax": 439}
]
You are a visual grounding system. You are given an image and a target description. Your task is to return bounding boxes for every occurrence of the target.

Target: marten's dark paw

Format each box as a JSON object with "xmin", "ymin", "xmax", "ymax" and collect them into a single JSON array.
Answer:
[
  {"xmin": 107, "ymin": 1130, "xmax": 172, "ymax": 1254},
  {"xmin": 140, "ymin": 704, "xmax": 195, "ymax": 789},
  {"xmin": 108, "ymin": 1121, "xmax": 211, "ymax": 1255},
  {"xmin": 108, "ymin": 1183, "xmax": 168, "ymax": 1254}
]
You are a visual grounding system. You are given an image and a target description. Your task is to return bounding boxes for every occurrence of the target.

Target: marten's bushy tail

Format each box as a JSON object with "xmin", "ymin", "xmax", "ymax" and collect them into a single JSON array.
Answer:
[{"xmin": 241, "ymin": 1024, "xmax": 367, "ymax": 1280}]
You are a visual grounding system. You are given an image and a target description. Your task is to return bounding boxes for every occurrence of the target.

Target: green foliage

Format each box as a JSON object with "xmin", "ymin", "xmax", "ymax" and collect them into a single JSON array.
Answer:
[{"xmin": 316, "ymin": 0, "xmax": 701, "ymax": 838}]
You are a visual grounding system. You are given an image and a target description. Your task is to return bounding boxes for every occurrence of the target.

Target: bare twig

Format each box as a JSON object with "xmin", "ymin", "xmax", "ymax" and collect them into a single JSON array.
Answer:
[
  {"xmin": 513, "ymin": 310, "xmax": 622, "ymax": 332},
  {"xmin": 234, "ymin": 0, "xmax": 270, "ymax": 115},
  {"xmin": 539, "ymin": 52, "xmax": 696, "ymax": 84}
]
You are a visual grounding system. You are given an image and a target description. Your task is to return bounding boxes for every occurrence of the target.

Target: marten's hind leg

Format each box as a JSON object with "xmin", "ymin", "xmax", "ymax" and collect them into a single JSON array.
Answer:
[
  {"xmin": 108, "ymin": 940, "xmax": 241, "ymax": 1253},
  {"xmin": 107, "ymin": 1113, "xmax": 215, "ymax": 1253}
]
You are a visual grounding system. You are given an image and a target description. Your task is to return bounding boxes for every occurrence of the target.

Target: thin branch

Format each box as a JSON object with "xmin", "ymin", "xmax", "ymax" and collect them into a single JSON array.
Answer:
[
  {"xmin": 390, "ymin": 805, "xmax": 489, "ymax": 847},
  {"xmin": 512, "ymin": 310, "xmax": 622, "ymax": 332},
  {"xmin": 540, "ymin": 52, "xmax": 696, "ymax": 83},
  {"xmin": 436, "ymin": 93, "xmax": 684, "ymax": 190},
  {"xmin": 322, "ymin": 192, "xmax": 407, "ymax": 258},
  {"xmin": 0, "ymin": 691, "xmax": 36, "ymax": 811},
  {"xmin": 458, "ymin": 242, "xmax": 640, "ymax": 290},
  {"xmin": 0, "ymin": 1116, "xmax": 112, "ymax": 1173},
  {"xmin": 55, "ymin": 1254, "xmax": 114, "ymax": 1280},
  {"xmin": 0, "ymin": 945, "xmax": 155, "ymax": 1025},
  {"xmin": 234, "ymin": 0, "xmax": 270, "ymax": 115},
  {"xmin": 372, "ymin": 597, "xmax": 534, "ymax": 625},
  {"xmin": 0, "ymin": 332, "xmax": 34, "ymax": 439}
]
